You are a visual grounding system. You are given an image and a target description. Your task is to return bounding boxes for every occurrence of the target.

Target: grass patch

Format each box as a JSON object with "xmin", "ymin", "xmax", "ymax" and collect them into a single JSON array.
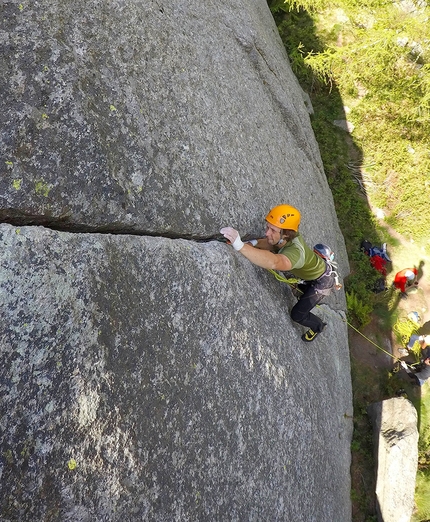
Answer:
[
  {"xmin": 413, "ymin": 469, "xmax": 430, "ymax": 521},
  {"xmin": 411, "ymin": 388, "xmax": 430, "ymax": 521}
]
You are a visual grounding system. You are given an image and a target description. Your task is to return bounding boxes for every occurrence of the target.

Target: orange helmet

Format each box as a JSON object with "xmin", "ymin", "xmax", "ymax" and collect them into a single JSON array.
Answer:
[{"xmin": 265, "ymin": 204, "xmax": 301, "ymax": 231}]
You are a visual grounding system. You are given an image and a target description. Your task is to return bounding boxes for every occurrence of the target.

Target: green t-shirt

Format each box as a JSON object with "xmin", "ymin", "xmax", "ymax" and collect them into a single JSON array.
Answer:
[{"xmin": 279, "ymin": 234, "xmax": 326, "ymax": 281}]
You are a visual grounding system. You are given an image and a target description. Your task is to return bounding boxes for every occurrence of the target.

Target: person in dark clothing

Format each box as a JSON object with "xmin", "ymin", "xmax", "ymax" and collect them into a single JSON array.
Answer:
[
  {"xmin": 401, "ymin": 358, "xmax": 430, "ymax": 386},
  {"xmin": 406, "ymin": 334, "xmax": 430, "ymax": 359},
  {"xmin": 220, "ymin": 204, "xmax": 336, "ymax": 342}
]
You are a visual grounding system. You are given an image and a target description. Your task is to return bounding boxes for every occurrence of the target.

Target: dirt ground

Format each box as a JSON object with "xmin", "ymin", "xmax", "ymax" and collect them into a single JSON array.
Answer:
[{"xmin": 349, "ymin": 221, "xmax": 430, "ymax": 371}]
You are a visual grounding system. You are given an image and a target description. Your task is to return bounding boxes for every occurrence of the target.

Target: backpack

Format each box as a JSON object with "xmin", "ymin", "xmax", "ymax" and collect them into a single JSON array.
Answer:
[
  {"xmin": 373, "ymin": 277, "xmax": 387, "ymax": 293},
  {"xmin": 313, "ymin": 243, "xmax": 342, "ymax": 290},
  {"xmin": 360, "ymin": 239, "xmax": 373, "ymax": 256}
]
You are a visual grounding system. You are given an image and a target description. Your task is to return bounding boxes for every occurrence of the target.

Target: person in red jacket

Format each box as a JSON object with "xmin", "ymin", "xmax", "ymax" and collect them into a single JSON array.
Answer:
[{"xmin": 393, "ymin": 267, "xmax": 418, "ymax": 298}]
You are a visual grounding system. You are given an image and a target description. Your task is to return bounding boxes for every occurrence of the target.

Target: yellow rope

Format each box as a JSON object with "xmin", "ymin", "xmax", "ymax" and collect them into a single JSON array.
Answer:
[
  {"xmin": 341, "ymin": 315, "xmax": 397, "ymax": 360},
  {"xmin": 332, "ymin": 309, "xmax": 422, "ymax": 367},
  {"xmin": 266, "ymin": 269, "xmax": 303, "ymax": 285},
  {"xmin": 393, "ymin": 318, "xmax": 419, "ymax": 345}
]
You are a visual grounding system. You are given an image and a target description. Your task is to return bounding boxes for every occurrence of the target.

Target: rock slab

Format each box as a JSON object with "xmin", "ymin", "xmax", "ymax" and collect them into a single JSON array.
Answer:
[{"xmin": 368, "ymin": 397, "xmax": 418, "ymax": 522}]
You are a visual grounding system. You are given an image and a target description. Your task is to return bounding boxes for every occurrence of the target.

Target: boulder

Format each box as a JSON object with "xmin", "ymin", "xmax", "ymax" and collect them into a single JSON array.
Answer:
[{"xmin": 368, "ymin": 397, "xmax": 418, "ymax": 522}]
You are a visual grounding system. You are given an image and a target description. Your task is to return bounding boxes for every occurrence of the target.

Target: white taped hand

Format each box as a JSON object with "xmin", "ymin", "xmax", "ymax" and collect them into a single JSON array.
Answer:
[{"xmin": 220, "ymin": 227, "xmax": 244, "ymax": 251}]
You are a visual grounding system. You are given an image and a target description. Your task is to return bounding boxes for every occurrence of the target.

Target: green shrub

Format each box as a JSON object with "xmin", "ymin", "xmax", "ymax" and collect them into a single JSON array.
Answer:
[
  {"xmin": 346, "ymin": 289, "xmax": 373, "ymax": 327},
  {"xmin": 268, "ymin": 0, "xmax": 326, "ymax": 14}
]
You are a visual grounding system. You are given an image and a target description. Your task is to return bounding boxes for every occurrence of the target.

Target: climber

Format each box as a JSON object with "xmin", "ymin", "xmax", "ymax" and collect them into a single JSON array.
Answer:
[
  {"xmin": 400, "ymin": 358, "xmax": 430, "ymax": 386},
  {"xmin": 220, "ymin": 204, "xmax": 334, "ymax": 342},
  {"xmin": 392, "ymin": 267, "xmax": 418, "ymax": 298}
]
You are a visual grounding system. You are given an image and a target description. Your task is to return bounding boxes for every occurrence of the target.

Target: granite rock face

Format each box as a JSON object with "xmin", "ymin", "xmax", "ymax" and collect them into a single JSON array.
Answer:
[
  {"xmin": 0, "ymin": 225, "xmax": 352, "ymax": 521},
  {"xmin": 0, "ymin": 0, "xmax": 352, "ymax": 520},
  {"xmin": 368, "ymin": 397, "xmax": 418, "ymax": 522},
  {"xmin": 1, "ymin": 0, "xmax": 343, "ymax": 248}
]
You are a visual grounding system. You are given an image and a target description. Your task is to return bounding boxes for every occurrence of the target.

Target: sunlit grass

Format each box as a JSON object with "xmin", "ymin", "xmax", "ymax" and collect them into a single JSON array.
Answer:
[{"xmin": 411, "ymin": 387, "xmax": 430, "ymax": 521}]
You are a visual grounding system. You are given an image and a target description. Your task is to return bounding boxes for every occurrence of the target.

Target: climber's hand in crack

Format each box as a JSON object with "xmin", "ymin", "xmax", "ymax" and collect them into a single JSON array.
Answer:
[
  {"xmin": 220, "ymin": 227, "xmax": 243, "ymax": 251},
  {"xmin": 219, "ymin": 227, "xmax": 292, "ymax": 272}
]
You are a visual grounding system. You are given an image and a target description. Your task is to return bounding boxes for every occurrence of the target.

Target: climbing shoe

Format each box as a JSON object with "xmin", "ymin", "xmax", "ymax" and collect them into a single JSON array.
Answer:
[{"xmin": 301, "ymin": 323, "xmax": 327, "ymax": 342}]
